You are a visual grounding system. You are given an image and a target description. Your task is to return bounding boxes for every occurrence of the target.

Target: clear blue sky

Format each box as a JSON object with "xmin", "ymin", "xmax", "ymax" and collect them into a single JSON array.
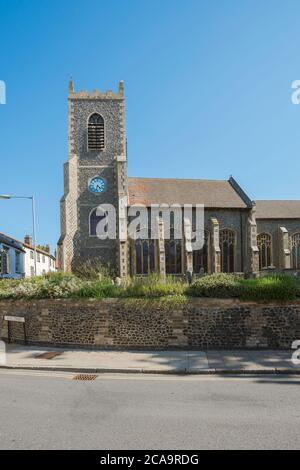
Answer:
[{"xmin": 0, "ymin": 0, "xmax": 300, "ymax": 252}]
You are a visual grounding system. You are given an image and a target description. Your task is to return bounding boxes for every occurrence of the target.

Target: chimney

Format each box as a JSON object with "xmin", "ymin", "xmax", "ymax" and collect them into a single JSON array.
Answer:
[{"xmin": 24, "ymin": 235, "xmax": 32, "ymax": 246}]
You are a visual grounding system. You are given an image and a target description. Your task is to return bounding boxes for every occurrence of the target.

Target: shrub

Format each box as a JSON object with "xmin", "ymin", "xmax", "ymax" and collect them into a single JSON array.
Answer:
[
  {"xmin": 240, "ymin": 275, "xmax": 299, "ymax": 302},
  {"xmin": 188, "ymin": 273, "xmax": 243, "ymax": 298},
  {"xmin": 76, "ymin": 281, "xmax": 120, "ymax": 299},
  {"xmin": 72, "ymin": 258, "xmax": 113, "ymax": 280},
  {"xmin": 1, "ymin": 271, "xmax": 299, "ymax": 303},
  {"xmin": 120, "ymin": 274, "xmax": 186, "ymax": 298},
  {"xmin": 13, "ymin": 273, "xmax": 83, "ymax": 299}
]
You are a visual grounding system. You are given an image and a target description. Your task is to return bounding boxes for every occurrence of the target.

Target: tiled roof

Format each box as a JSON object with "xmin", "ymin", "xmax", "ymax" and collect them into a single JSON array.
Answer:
[
  {"xmin": 128, "ymin": 177, "xmax": 248, "ymax": 209},
  {"xmin": 23, "ymin": 243, "xmax": 55, "ymax": 259},
  {"xmin": 0, "ymin": 232, "xmax": 26, "ymax": 252},
  {"xmin": 256, "ymin": 200, "xmax": 300, "ymax": 219},
  {"xmin": 0, "ymin": 232, "xmax": 55, "ymax": 258}
]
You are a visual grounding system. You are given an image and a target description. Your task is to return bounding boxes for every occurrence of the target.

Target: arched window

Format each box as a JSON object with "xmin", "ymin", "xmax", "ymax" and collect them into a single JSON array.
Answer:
[
  {"xmin": 257, "ymin": 233, "xmax": 272, "ymax": 270},
  {"xmin": 134, "ymin": 239, "xmax": 155, "ymax": 275},
  {"xmin": 193, "ymin": 231, "xmax": 209, "ymax": 274},
  {"xmin": 88, "ymin": 113, "xmax": 105, "ymax": 151},
  {"xmin": 165, "ymin": 239, "xmax": 182, "ymax": 274},
  {"xmin": 291, "ymin": 233, "xmax": 300, "ymax": 269},
  {"xmin": 89, "ymin": 207, "xmax": 107, "ymax": 236},
  {"xmin": 219, "ymin": 229, "xmax": 235, "ymax": 273}
]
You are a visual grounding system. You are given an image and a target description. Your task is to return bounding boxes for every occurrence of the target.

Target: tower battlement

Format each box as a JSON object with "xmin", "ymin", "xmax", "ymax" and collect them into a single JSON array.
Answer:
[{"xmin": 68, "ymin": 79, "xmax": 124, "ymax": 99}]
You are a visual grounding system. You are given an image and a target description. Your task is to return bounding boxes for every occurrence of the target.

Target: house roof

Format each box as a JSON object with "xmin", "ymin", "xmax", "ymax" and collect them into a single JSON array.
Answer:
[
  {"xmin": 128, "ymin": 177, "xmax": 249, "ymax": 209},
  {"xmin": 0, "ymin": 232, "xmax": 26, "ymax": 253},
  {"xmin": 23, "ymin": 243, "xmax": 56, "ymax": 259},
  {"xmin": 256, "ymin": 200, "xmax": 300, "ymax": 219},
  {"xmin": 0, "ymin": 232, "xmax": 55, "ymax": 258}
]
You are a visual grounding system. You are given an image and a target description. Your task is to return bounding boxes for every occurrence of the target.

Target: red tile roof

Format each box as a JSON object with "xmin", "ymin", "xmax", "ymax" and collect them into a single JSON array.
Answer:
[{"xmin": 128, "ymin": 177, "xmax": 248, "ymax": 208}]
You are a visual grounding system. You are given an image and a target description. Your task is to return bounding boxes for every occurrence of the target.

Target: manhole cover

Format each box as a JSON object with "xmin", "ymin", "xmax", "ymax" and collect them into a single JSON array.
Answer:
[
  {"xmin": 36, "ymin": 352, "xmax": 62, "ymax": 360},
  {"xmin": 73, "ymin": 374, "xmax": 98, "ymax": 381}
]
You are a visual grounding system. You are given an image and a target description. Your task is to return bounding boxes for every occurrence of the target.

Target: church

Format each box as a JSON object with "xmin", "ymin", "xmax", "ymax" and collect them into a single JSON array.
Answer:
[{"xmin": 58, "ymin": 81, "xmax": 300, "ymax": 278}]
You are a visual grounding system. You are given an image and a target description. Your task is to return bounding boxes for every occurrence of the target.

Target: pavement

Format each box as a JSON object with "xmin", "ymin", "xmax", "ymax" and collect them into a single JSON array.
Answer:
[{"xmin": 1, "ymin": 343, "xmax": 300, "ymax": 374}]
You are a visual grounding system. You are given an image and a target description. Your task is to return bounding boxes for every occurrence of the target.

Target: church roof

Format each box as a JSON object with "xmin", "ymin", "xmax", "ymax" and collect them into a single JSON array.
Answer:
[
  {"xmin": 128, "ymin": 177, "xmax": 249, "ymax": 209},
  {"xmin": 256, "ymin": 200, "xmax": 300, "ymax": 219}
]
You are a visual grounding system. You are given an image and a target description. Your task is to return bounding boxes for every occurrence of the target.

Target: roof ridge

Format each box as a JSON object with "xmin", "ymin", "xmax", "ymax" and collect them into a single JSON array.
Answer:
[
  {"xmin": 0, "ymin": 232, "xmax": 55, "ymax": 258},
  {"xmin": 128, "ymin": 176, "xmax": 228, "ymax": 183},
  {"xmin": 0, "ymin": 231, "xmax": 23, "ymax": 245},
  {"xmin": 256, "ymin": 199, "xmax": 300, "ymax": 202}
]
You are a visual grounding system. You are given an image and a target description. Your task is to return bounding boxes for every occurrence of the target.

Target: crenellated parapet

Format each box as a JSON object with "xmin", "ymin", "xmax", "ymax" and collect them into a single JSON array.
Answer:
[{"xmin": 68, "ymin": 80, "xmax": 125, "ymax": 101}]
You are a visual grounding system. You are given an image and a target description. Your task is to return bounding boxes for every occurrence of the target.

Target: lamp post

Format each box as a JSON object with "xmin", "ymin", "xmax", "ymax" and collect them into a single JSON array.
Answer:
[{"xmin": 0, "ymin": 195, "xmax": 37, "ymax": 276}]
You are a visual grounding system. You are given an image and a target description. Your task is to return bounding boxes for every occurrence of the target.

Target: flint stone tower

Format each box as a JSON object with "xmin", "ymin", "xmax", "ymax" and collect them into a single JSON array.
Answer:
[{"xmin": 58, "ymin": 80, "xmax": 128, "ymax": 275}]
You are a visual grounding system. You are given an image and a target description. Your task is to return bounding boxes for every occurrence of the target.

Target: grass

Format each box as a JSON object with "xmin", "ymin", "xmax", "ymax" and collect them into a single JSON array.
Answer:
[
  {"xmin": 240, "ymin": 275, "xmax": 300, "ymax": 302},
  {"xmin": 0, "ymin": 272, "xmax": 299, "ymax": 303}
]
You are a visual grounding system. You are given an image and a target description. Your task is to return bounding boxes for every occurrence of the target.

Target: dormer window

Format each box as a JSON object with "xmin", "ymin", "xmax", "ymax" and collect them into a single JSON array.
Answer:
[{"xmin": 88, "ymin": 113, "xmax": 105, "ymax": 151}]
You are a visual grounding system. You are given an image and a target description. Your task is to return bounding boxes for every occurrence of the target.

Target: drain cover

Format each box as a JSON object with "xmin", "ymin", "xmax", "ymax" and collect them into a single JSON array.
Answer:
[
  {"xmin": 36, "ymin": 352, "xmax": 62, "ymax": 360},
  {"xmin": 73, "ymin": 374, "xmax": 98, "ymax": 381}
]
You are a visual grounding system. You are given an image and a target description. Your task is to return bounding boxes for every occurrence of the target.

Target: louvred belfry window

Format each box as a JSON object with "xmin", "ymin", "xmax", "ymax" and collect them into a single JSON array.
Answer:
[{"xmin": 88, "ymin": 113, "xmax": 105, "ymax": 151}]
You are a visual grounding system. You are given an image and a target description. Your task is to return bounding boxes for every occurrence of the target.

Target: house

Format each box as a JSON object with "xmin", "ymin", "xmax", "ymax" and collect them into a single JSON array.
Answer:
[
  {"xmin": 0, "ymin": 233, "xmax": 25, "ymax": 279},
  {"xmin": 0, "ymin": 233, "xmax": 56, "ymax": 278},
  {"xmin": 23, "ymin": 235, "xmax": 56, "ymax": 277}
]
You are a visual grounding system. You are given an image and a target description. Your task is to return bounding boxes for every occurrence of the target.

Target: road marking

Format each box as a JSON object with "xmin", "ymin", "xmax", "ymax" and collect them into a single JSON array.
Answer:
[{"xmin": 0, "ymin": 369, "xmax": 300, "ymax": 383}]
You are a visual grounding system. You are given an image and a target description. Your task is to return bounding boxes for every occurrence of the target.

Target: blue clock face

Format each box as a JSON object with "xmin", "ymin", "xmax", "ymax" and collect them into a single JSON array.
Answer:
[{"xmin": 89, "ymin": 177, "xmax": 107, "ymax": 194}]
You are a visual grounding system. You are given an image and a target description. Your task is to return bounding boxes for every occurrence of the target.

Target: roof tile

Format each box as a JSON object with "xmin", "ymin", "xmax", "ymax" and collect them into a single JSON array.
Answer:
[{"xmin": 128, "ymin": 177, "xmax": 247, "ymax": 208}]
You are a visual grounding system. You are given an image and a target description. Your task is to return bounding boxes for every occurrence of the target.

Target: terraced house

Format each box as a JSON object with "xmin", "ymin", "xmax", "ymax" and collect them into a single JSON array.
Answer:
[
  {"xmin": 0, "ymin": 233, "xmax": 56, "ymax": 279},
  {"xmin": 58, "ymin": 80, "xmax": 300, "ymax": 277}
]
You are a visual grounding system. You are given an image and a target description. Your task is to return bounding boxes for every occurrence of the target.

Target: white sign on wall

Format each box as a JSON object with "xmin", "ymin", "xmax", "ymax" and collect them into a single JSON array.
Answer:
[{"xmin": 4, "ymin": 316, "xmax": 25, "ymax": 323}]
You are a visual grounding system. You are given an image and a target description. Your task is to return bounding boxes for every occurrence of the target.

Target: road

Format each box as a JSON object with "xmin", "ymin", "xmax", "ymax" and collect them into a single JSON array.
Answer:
[{"xmin": 0, "ymin": 370, "xmax": 299, "ymax": 450}]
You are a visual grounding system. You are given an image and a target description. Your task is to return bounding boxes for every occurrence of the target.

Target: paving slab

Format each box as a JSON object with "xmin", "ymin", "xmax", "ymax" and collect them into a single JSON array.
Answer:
[
  {"xmin": 186, "ymin": 351, "xmax": 210, "ymax": 371},
  {"xmin": 248, "ymin": 350, "xmax": 299, "ymax": 370},
  {"xmin": 5, "ymin": 345, "xmax": 191, "ymax": 372},
  {"xmin": 1, "ymin": 344, "xmax": 300, "ymax": 374}
]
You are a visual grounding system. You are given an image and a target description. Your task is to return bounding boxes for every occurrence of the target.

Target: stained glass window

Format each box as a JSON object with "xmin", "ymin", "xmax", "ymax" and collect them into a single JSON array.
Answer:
[
  {"xmin": 257, "ymin": 233, "xmax": 272, "ymax": 270},
  {"xmin": 220, "ymin": 229, "xmax": 235, "ymax": 273},
  {"xmin": 291, "ymin": 233, "xmax": 300, "ymax": 269}
]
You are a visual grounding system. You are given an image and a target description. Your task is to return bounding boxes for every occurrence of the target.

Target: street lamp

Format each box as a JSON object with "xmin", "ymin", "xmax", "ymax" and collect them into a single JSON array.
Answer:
[{"xmin": 0, "ymin": 195, "xmax": 37, "ymax": 276}]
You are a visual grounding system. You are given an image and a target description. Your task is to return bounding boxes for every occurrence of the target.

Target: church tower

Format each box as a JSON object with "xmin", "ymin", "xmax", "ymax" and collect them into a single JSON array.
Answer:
[{"xmin": 58, "ymin": 80, "xmax": 128, "ymax": 276}]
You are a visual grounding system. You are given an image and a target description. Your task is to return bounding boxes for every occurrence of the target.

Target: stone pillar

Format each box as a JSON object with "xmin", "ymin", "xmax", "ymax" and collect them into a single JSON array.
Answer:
[
  {"xmin": 210, "ymin": 218, "xmax": 221, "ymax": 273},
  {"xmin": 157, "ymin": 217, "xmax": 166, "ymax": 277},
  {"xmin": 116, "ymin": 155, "xmax": 128, "ymax": 278},
  {"xmin": 247, "ymin": 203, "xmax": 259, "ymax": 276},
  {"xmin": 184, "ymin": 217, "xmax": 193, "ymax": 273},
  {"xmin": 279, "ymin": 226, "xmax": 291, "ymax": 270}
]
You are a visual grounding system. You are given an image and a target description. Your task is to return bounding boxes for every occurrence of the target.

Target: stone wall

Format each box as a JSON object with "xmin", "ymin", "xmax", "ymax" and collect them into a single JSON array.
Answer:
[
  {"xmin": 58, "ymin": 83, "xmax": 126, "ymax": 272},
  {"xmin": 1, "ymin": 299, "xmax": 300, "ymax": 350}
]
